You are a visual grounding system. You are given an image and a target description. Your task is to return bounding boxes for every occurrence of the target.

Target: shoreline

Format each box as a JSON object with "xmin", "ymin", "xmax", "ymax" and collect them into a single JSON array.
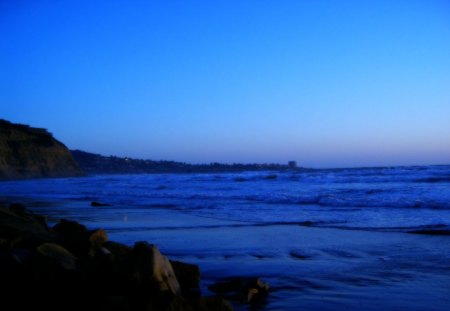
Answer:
[
  {"xmin": 2, "ymin": 198, "xmax": 450, "ymax": 310},
  {"xmin": 0, "ymin": 202, "xmax": 272, "ymax": 311}
]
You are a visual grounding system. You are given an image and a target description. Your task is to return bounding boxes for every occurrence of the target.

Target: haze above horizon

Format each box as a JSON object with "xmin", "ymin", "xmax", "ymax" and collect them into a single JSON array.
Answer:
[{"xmin": 1, "ymin": 0, "xmax": 449, "ymax": 168}]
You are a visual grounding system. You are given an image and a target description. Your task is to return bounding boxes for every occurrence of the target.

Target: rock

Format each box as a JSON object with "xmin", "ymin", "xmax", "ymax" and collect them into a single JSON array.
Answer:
[
  {"xmin": 88, "ymin": 229, "xmax": 108, "ymax": 256},
  {"xmin": 53, "ymin": 219, "xmax": 89, "ymax": 256},
  {"xmin": 33, "ymin": 243, "xmax": 81, "ymax": 292},
  {"xmin": 9, "ymin": 203, "xmax": 49, "ymax": 229},
  {"xmin": 9, "ymin": 203, "xmax": 27, "ymax": 215},
  {"xmin": 196, "ymin": 296, "xmax": 234, "ymax": 311},
  {"xmin": 209, "ymin": 277, "xmax": 269, "ymax": 303},
  {"xmin": 0, "ymin": 205, "xmax": 236, "ymax": 310},
  {"xmin": 98, "ymin": 246, "xmax": 111, "ymax": 256},
  {"xmin": 53, "ymin": 219, "xmax": 88, "ymax": 237},
  {"xmin": 0, "ymin": 205, "xmax": 53, "ymax": 248},
  {"xmin": 0, "ymin": 251, "xmax": 22, "ymax": 276},
  {"xmin": 131, "ymin": 242, "xmax": 180, "ymax": 295},
  {"xmin": 246, "ymin": 288, "xmax": 260, "ymax": 303},
  {"xmin": 0, "ymin": 237, "xmax": 11, "ymax": 250},
  {"xmin": 37, "ymin": 242, "xmax": 77, "ymax": 270},
  {"xmin": 0, "ymin": 250, "xmax": 29, "ymax": 295},
  {"xmin": 91, "ymin": 201, "xmax": 111, "ymax": 207},
  {"xmin": 147, "ymin": 293, "xmax": 234, "ymax": 311},
  {"xmin": 53, "ymin": 221, "xmax": 109, "ymax": 257},
  {"xmin": 82, "ymin": 246, "xmax": 124, "ymax": 296},
  {"xmin": 0, "ymin": 119, "xmax": 84, "ymax": 180},
  {"xmin": 176, "ymin": 296, "xmax": 234, "ymax": 311},
  {"xmin": 170, "ymin": 260, "xmax": 201, "ymax": 292},
  {"xmin": 102, "ymin": 241, "xmax": 133, "ymax": 278},
  {"xmin": 11, "ymin": 248, "xmax": 33, "ymax": 264},
  {"xmin": 104, "ymin": 241, "xmax": 132, "ymax": 259},
  {"xmin": 98, "ymin": 296, "xmax": 130, "ymax": 311}
]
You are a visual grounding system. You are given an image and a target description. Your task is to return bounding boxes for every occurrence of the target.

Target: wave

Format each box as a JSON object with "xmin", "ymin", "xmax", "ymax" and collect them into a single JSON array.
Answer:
[
  {"xmin": 99, "ymin": 217, "xmax": 450, "ymax": 236},
  {"xmin": 203, "ymin": 165, "xmax": 450, "ymax": 184},
  {"xmin": 236, "ymin": 193, "xmax": 450, "ymax": 210},
  {"xmin": 415, "ymin": 176, "xmax": 450, "ymax": 183},
  {"xmin": 105, "ymin": 184, "xmax": 450, "ymax": 211},
  {"xmin": 102, "ymin": 220, "xmax": 337, "ymax": 232},
  {"xmin": 408, "ymin": 229, "xmax": 450, "ymax": 236}
]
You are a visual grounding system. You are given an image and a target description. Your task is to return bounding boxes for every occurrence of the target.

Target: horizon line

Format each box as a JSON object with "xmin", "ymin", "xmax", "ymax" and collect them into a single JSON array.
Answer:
[{"xmin": 70, "ymin": 149, "xmax": 450, "ymax": 171}]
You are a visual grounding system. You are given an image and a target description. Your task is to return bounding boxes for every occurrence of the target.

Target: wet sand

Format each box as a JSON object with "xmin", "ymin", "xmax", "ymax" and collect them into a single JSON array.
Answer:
[{"xmin": 25, "ymin": 200, "xmax": 450, "ymax": 311}]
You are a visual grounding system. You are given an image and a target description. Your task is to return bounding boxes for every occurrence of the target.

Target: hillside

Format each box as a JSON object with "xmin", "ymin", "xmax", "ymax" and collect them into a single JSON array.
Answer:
[
  {"xmin": 0, "ymin": 120, "xmax": 84, "ymax": 180},
  {"xmin": 71, "ymin": 149, "xmax": 292, "ymax": 174}
]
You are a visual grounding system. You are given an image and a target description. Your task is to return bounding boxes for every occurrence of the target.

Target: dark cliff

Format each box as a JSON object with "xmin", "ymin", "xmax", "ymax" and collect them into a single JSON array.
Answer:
[{"xmin": 0, "ymin": 119, "xmax": 84, "ymax": 180}]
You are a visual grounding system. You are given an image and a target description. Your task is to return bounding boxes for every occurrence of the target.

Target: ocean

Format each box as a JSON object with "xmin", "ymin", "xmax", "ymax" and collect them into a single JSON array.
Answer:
[{"xmin": 1, "ymin": 165, "xmax": 450, "ymax": 310}]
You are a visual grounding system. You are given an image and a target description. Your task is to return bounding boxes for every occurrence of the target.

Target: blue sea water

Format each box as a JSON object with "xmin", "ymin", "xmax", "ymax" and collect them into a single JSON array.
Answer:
[
  {"xmin": 1, "ymin": 165, "xmax": 450, "ymax": 310},
  {"xmin": 1, "ymin": 165, "xmax": 450, "ymax": 231}
]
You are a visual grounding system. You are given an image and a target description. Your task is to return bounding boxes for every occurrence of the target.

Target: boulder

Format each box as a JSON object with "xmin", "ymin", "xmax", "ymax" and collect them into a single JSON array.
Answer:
[
  {"xmin": 9, "ymin": 203, "xmax": 28, "ymax": 215},
  {"xmin": 37, "ymin": 242, "xmax": 77, "ymax": 270},
  {"xmin": 209, "ymin": 277, "xmax": 269, "ymax": 303},
  {"xmin": 100, "ymin": 241, "xmax": 133, "ymax": 284},
  {"xmin": 0, "ymin": 205, "xmax": 53, "ymax": 248},
  {"xmin": 53, "ymin": 219, "xmax": 89, "ymax": 256},
  {"xmin": 97, "ymin": 296, "xmax": 130, "ymax": 311},
  {"xmin": 88, "ymin": 229, "xmax": 108, "ymax": 256},
  {"xmin": 0, "ymin": 205, "xmax": 237, "ymax": 310},
  {"xmin": 0, "ymin": 251, "xmax": 23, "ymax": 279},
  {"xmin": 9, "ymin": 203, "xmax": 49, "ymax": 229},
  {"xmin": 131, "ymin": 242, "xmax": 181, "ymax": 295},
  {"xmin": 53, "ymin": 220, "xmax": 109, "ymax": 258},
  {"xmin": 31, "ymin": 243, "xmax": 82, "ymax": 295},
  {"xmin": 170, "ymin": 260, "xmax": 201, "ymax": 294},
  {"xmin": 147, "ymin": 293, "xmax": 234, "ymax": 311},
  {"xmin": 11, "ymin": 248, "xmax": 33, "ymax": 264},
  {"xmin": 195, "ymin": 296, "xmax": 234, "ymax": 311},
  {"xmin": 53, "ymin": 219, "xmax": 88, "ymax": 237},
  {"xmin": 104, "ymin": 241, "xmax": 132, "ymax": 257}
]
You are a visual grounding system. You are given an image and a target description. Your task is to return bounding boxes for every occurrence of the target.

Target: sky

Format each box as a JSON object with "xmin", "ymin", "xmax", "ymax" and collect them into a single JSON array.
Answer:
[{"xmin": 1, "ymin": 0, "xmax": 450, "ymax": 168}]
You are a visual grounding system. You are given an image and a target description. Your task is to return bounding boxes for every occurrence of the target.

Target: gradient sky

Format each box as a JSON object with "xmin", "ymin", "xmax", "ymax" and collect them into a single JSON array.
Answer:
[{"xmin": 1, "ymin": 0, "xmax": 450, "ymax": 167}]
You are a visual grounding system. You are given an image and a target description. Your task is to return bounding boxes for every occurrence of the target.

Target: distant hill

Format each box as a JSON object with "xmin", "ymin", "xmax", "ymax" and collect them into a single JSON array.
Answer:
[
  {"xmin": 71, "ymin": 149, "xmax": 292, "ymax": 174},
  {"xmin": 0, "ymin": 119, "xmax": 84, "ymax": 180}
]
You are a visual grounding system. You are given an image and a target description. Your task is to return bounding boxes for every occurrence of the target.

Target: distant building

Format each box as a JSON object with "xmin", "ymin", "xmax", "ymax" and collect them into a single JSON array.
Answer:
[{"xmin": 288, "ymin": 161, "xmax": 297, "ymax": 168}]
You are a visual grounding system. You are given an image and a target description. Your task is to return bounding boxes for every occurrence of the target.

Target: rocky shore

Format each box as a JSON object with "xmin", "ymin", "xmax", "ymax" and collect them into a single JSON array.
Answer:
[{"xmin": 0, "ymin": 203, "xmax": 268, "ymax": 311}]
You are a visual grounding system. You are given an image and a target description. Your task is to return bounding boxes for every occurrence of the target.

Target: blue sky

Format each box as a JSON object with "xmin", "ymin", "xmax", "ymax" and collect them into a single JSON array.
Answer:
[{"xmin": 1, "ymin": 0, "xmax": 450, "ymax": 167}]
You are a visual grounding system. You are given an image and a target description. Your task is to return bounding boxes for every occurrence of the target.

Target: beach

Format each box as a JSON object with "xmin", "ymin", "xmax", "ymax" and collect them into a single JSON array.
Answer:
[
  {"xmin": 2, "ymin": 185, "xmax": 449, "ymax": 310},
  {"xmin": 4, "ymin": 1, "xmax": 450, "ymax": 309},
  {"xmin": 2, "ymin": 168, "xmax": 450, "ymax": 310}
]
